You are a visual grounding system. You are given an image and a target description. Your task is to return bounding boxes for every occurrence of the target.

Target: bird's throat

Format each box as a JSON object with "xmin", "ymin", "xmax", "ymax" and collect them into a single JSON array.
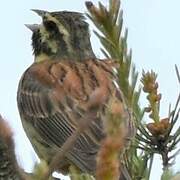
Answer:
[{"xmin": 35, "ymin": 53, "xmax": 50, "ymax": 63}]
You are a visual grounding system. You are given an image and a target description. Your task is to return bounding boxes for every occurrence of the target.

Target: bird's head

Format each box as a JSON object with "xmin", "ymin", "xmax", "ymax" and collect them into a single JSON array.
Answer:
[{"xmin": 26, "ymin": 9, "xmax": 95, "ymax": 62}]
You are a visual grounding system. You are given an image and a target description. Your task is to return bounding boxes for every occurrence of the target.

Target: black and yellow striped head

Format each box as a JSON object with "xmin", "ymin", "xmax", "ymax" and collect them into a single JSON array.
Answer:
[{"xmin": 27, "ymin": 10, "xmax": 95, "ymax": 62}]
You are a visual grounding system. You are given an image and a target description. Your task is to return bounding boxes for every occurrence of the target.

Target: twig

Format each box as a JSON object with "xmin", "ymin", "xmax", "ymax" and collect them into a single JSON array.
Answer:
[
  {"xmin": 146, "ymin": 154, "xmax": 154, "ymax": 180},
  {"xmin": 175, "ymin": 65, "xmax": 180, "ymax": 84}
]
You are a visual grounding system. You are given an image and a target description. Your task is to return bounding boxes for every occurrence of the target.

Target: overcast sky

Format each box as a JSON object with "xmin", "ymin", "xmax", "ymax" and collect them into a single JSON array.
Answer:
[{"xmin": 0, "ymin": 0, "xmax": 179, "ymax": 179}]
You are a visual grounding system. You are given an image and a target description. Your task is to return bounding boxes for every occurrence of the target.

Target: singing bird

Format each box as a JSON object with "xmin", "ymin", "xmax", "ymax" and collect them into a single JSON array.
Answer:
[{"xmin": 17, "ymin": 9, "xmax": 134, "ymax": 178}]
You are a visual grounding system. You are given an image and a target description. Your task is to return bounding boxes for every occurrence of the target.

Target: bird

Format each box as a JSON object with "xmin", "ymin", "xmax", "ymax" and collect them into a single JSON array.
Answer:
[{"xmin": 17, "ymin": 9, "xmax": 135, "ymax": 178}]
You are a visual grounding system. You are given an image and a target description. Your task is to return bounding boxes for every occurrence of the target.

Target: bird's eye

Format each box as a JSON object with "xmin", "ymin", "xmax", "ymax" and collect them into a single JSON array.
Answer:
[{"xmin": 44, "ymin": 20, "xmax": 57, "ymax": 31}]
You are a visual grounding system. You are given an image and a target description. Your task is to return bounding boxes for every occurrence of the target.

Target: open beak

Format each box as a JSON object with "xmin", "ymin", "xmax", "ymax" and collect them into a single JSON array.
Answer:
[
  {"xmin": 31, "ymin": 9, "xmax": 48, "ymax": 17},
  {"xmin": 25, "ymin": 24, "xmax": 40, "ymax": 32},
  {"xmin": 25, "ymin": 9, "xmax": 48, "ymax": 32}
]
